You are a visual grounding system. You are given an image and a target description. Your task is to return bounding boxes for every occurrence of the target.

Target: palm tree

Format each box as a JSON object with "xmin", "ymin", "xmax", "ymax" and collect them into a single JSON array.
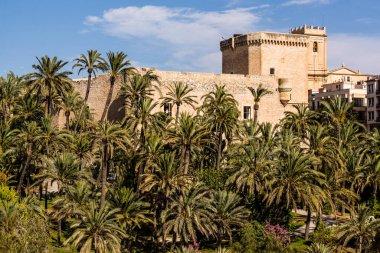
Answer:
[
  {"xmin": 35, "ymin": 152, "xmax": 84, "ymax": 193},
  {"xmin": 162, "ymin": 183, "xmax": 216, "ymax": 243},
  {"xmin": 167, "ymin": 113, "xmax": 209, "ymax": 175},
  {"xmin": 212, "ymin": 190, "xmax": 250, "ymax": 244},
  {"xmin": 51, "ymin": 181, "xmax": 92, "ymax": 245},
  {"xmin": 161, "ymin": 82, "xmax": 197, "ymax": 124},
  {"xmin": 140, "ymin": 153, "xmax": 191, "ymax": 243},
  {"xmin": 11, "ymin": 94, "xmax": 44, "ymax": 125},
  {"xmin": 73, "ymin": 50, "xmax": 107, "ymax": 129},
  {"xmin": 16, "ymin": 121, "xmax": 42, "ymax": 193},
  {"xmin": 201, "ymin": 85, "xmax": 239, "ymax": 170},
  {"xmin": 320, "ymin": 96, "xmax": 353, "ymax": 137},
  {"xmin": 68, "ymin": 133, "xmax": 95, "ymax": 170},
  {"xmin": 101, "ymin": 51, "xmax": 132, "ymax": 122},
  {"xmin": 336, "ymin": 204, "xmax": 380, "ymax": 252},
  {"xmin": 265, "ymin": 143, "xmax": 327, "ymax": 240},
  {"xmin": 60, "ymin": 90, "xmax": 82, "ymax": 130},
  {"xmin": 282, "ymin": 104, "xmax": 317, "ymax": 138},
  {"xmin": 0, "ymin": 72, "xmax": 22, "ymax": 121},
  {"xmin": 247, "ymin": 84, "xmax": 273, "ymax": 122},
  {"xmin": 108, "ymin": 187, "xmax": 152, "ymax": 237},
  {"xmin": 94, "ymin": 121, "xmax": 129, "ymax": 208},
  {"xmin": 27, "ymin": 56, "xmax": 73, "ymax": 116},
  {"xmin": 64, "ymin": 201, "xmax": 126, "ymax": 253},
  {"xmin": 119, "ymin": 73, "xmax": 153, "ymax": 118}
]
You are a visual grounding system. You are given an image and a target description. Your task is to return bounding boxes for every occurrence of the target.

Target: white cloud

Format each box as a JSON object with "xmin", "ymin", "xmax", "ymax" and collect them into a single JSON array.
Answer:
[
  {"xmin": 329, "ymin": 34, "xmax": 380, "ymax": 74},
  {"xmin": 84, "ymin": 5, "xmax": 260, "ymax": 72},
  {"xmin": 283, "ymin": 0, "xmax": 330, "ymax": 6}
]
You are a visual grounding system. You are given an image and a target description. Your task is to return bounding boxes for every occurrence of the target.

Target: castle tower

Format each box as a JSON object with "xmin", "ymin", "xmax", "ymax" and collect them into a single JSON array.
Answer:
[
  {"xmin": 220, "ymin": 30, "xmax": 310, "ymax": 105},
  {"xmin": 290, "ymin": 25, "xmax": 328, "ymax": 90}
]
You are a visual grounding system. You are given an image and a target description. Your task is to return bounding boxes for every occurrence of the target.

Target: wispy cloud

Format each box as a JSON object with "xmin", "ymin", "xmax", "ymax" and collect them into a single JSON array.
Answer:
[
  {"xmin": 329, "ymin": 34, "xmax": 380, "ymax": 74},
  {"xmin": 283, "ymin": 0, "xmax": 330, "ymax": 6},
  {"xmin": 84, "ymin": 5, "xmax": 260, "ymax": 72}
]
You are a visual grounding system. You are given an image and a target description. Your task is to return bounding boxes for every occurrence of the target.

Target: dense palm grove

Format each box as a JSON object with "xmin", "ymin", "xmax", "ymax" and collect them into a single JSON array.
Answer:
[{"xmin": 0, "ymin": 50, "xmax": 380, "ymax": 253}]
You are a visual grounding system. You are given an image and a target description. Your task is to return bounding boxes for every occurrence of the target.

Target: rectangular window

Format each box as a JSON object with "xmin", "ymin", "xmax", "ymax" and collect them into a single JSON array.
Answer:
[
  {"xmin": 369, "ymin": 98, "xmax": 374, "ymax": 107},
  {"xmin": 347, "ymin": 76, "xmax": 351, "ymax": 82},
  {"xmin": 353, "ymin": 98, "xmax": 364, "ymax": 107},
  {"xmin": 163, "ymin": 103, "xmax": 172, "ymax": 116},
  {"xmin": 243, "ymin": 106, "xmax": 251, "ymax": 120},
  {"xmin": 270, "ymin": 68, "xmax": 275, "ymax": 75},
  {"xmin": 368, "ymin": 84, "xmax": 374, "ymax": 93},
  {"xmin": 368, "ymin": 111, "xmax": 374, "ymax": 121}
]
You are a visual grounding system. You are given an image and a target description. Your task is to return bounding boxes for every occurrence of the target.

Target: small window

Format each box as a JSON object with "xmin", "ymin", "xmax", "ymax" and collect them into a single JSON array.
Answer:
[
  {"xmin": 270, "ymin": 68, "xmax": 275, "ymax": 75},
  {"xmin": 313, "ymin": 42, "xmax": 318, "ymax": 53},
  {"xmin": 243, "ymin": 106, "xmax": 251, "ymax": 120},
  {"xmin": 368, "ymin": 111, "xmax": 374, "ymax": 121},
  {"xmin": 369, "ymin": 98, "xmax": 374, "ymax": 107},
  {"xmin": 163, "ymin": 103, "xmax": 172, "ymax": 116},
  {"xmin": 347, "ymin": 76, "xmax": 351, "ymax": 82}
]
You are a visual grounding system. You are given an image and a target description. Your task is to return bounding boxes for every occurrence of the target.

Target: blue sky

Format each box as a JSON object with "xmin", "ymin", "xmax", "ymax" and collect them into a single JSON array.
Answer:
[{"xmin": 1, "ymin": 0, "xmax": 380, "ymax": 77}]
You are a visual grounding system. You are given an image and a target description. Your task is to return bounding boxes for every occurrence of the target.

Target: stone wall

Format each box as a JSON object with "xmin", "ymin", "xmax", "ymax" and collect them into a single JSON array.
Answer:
[{"xmin": 67, "ymin": 69, "xmax": 304, "ymax": 127}]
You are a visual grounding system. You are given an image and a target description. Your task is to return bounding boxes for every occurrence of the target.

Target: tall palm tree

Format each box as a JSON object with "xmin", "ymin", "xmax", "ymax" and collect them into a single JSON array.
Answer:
[
  {"xmin": 64, "ymin": 201, "xmax": 126, "ymax": 253},
  {"xmin": 73, "ymin": 50, "xmax": 107, "ymax": 129},
  {"xmin": 201, "ymin": 85, "xmax": 239, "ymax": 170},
  {"xmin": 161, "ymin": 82, "xmax": 197, "ymax": 124},
  {"xmin": 119, "ymin": 73, "xmax": 153, "ymax": 118},
  {"xmin": 16, "ymin": 121, "xmax": 42, "ymax": 193},
  {"xmin": 140, "ymin": 153, "xmax": 191, "ymax": 243},
  {"xmin": 60, "ymin": 90, "xmax": 82, "ymax": 130},
  {"xmin": 265, "ymin": 143, "xmax": 327, "ymax": 240},
  {"xmin": 27, "ymin": 56, "xmax": 73, "ymax": 116},
  {"xmin": 247, "ymin": 84, "xmax": 273, "ymax": 122},
  {"xmin": 336, "ymin": 204, "xmax": 380, "ymax": 253},
  {"xmin": 162, "ymin": 183, "xmax": 216, "ymax": 243},
  {"xmin": 167, "ymin": 113, "xmax": 209, "ymax": 175},
  {"xmin": 101, "ymin": 51, "xmax": 132, "ymax": 122},
  {"xmin": 94, "ymin": 121, "xmax": 129, "ymax": 208},
  {"xmin": 212, "ymin": 190, "xmax": 250, "ymax": 244}
]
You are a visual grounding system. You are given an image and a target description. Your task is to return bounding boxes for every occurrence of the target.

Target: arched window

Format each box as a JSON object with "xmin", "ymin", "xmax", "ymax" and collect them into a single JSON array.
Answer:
[{"xmin": 313, "ymin": 42, "xmax": 318, "ymax": 53}]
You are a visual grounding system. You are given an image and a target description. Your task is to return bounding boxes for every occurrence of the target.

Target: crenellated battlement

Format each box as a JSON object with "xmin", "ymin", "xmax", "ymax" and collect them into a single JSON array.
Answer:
[
  {"xmin": 220, "ymin": 32, "xmax": 309, "ymax": 51},
  {"xmin": 290, "ymin": 25, "xmax": 326, "ymax": 36}
]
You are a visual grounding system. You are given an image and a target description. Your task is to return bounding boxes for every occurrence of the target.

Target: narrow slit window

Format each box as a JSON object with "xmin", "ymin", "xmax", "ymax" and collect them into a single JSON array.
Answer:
[
  {"xmin": 313, "ymin": 42, "xmax": 318, "ymax": 53},
  {"xmin": 243, "ymin": 106, "xmax": 251, "ymax": 120}
]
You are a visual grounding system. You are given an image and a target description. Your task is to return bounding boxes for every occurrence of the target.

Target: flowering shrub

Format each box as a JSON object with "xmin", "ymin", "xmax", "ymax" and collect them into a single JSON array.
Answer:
[{"xmin": 264, "ymin": 224, "xmax": 291, "ymax": 247}]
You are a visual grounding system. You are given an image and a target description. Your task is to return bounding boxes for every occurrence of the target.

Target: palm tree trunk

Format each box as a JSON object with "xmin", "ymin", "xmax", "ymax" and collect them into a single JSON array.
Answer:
[
  {"xmin": 45, "ymin": 182, "xmax": 48, "ymax": 210},
  {"xmin": 100, "ymin": 141, "xmax": 108, "ymax": 208},
  {"xmin": 358, "ymin": 235, "xmax": 363, "ymax": 253},
  {"xmin": 75, "ymin": 73, "xmax": 92, "ymax": 131},
  {"xmin": 17, "ymin": 144, "xmax": 32, "ymax": 193},
  {"xmin": 57, "ymin": 219, "xmax": 62, "ymax": 245},
  {"xmin": 253, "ymin": 103, "xmax": 259, "ymax": 122},
  {"xmin": 175, "ymin": 103, "xmax": 180, "ymax": 125},
  {"xmin": 305, "ymin": 208, "xmax": 312, "ymax": 240},
  {"xmin": 65, "ymin": 111, "xmax": 70, "ymax": 130},
  {"xmin": 216, "ymin": 129, "xmax": 223, "ymax": 170},
  {"xmin": 101, "ymin": 77, "xmax": 115, "ymax": 122},
  {"xmin": 184, "ymin": 148, "xmax": 190, "ymax": 175}
]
